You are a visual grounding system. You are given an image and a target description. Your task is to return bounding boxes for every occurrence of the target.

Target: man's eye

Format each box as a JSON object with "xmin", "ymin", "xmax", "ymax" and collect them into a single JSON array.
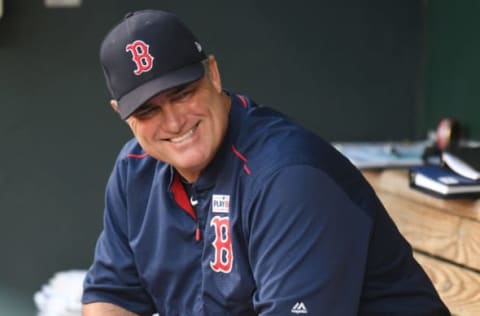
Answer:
[
  {"xmin": 134, "ymin": 106, "xmax": 160, "ymax": 119},
  {"xmin": 173, "ymin": 89, "xmax": 193, "ymax": 102}
]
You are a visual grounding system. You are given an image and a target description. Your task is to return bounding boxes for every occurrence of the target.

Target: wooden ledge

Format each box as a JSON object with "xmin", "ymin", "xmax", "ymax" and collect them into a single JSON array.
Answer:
[{"xmin": 362, "ymin": 169, "xmax": 480, "ymax": 221}]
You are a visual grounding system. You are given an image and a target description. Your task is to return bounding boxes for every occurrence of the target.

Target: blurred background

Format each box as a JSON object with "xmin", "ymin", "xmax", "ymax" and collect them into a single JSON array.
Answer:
[{"xmin": 1, "ymin": 0, "xmax": 479, "ymax": 314}]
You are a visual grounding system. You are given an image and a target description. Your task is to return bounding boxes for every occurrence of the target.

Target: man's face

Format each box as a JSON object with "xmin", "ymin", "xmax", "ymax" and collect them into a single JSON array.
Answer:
[{"xmin": 123, "ymin": 56, "xmax": 231, "ymax": 182}]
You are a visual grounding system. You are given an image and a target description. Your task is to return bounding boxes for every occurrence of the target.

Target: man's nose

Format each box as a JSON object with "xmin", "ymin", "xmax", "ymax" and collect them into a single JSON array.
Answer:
[{"xmin": 161, "ymin": 104, "xmax": 184, "ymax": 133}]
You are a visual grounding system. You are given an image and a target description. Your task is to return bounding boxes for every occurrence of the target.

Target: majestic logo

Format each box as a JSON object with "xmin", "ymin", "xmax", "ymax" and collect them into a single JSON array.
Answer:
[
  {"xmin": 291, "ymin": 302, "xmax": 308, "ymax": 314},
  {"xmin": 212, "ymin": 194, "xmax": 230, "ymax": 213},
  {"xmin": 210, "ymin": 216, "xmax": 233, "ymax": 273},
  {"xmin": 125, "ymin": 40, "xmax": 154, "ymax": 76}
]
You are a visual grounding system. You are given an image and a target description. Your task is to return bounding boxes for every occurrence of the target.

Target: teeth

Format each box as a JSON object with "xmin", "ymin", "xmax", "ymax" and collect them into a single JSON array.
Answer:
[{"xmin": 170, "ymin": 128, "xmax": 194, "ymax": 143}]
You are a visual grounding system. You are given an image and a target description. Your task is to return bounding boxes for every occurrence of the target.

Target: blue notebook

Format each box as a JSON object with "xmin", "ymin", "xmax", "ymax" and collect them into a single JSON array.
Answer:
[{"xmin": 409, "ymin": 165, "xmax": 480, "ymax": 197}]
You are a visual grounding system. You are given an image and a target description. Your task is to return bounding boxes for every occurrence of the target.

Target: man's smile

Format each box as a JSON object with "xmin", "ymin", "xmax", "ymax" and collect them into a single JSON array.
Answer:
[{"xmin": 167, "ymin": 122, "xmax": 199, "ymax": 143}]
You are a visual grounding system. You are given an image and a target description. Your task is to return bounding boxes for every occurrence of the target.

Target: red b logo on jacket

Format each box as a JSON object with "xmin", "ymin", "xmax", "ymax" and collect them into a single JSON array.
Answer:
[
  {"xmin": 125, "ymin": 40, "xmax": 154, "ymax": 76},
  {"xmin": 210, "ymin": 216, "xmax": 233, "ymax": 273}
]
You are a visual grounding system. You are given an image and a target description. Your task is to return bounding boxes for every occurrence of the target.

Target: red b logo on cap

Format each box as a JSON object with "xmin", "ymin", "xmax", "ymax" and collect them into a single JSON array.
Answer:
[{"xmin": 125, "ymin": 40, "xmax": 154, "ymax": 76}]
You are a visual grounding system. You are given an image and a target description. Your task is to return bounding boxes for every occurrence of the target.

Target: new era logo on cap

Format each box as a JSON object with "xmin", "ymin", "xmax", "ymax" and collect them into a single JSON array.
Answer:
[
  {"xmin": 194, "ymin": 41, "xmax": 202, "ymax": 53},
  {"xmin": 100, "ymin": 10, "xmax": 207, "ymax": 119}
]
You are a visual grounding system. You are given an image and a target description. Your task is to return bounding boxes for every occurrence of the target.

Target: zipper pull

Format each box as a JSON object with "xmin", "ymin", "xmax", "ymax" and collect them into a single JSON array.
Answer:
[{"xmin": 195, "ymin": 221, "xmax": 201, "ymax": 241}]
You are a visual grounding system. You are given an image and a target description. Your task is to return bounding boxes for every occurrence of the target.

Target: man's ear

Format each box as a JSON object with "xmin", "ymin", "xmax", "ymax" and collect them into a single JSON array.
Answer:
[
  {"xmin": 110, "ymin": 100, "xmax": 120, "ymax": 113},
  {"xmin": 207, "ymin": 55, "xmax": 222, "ymax": 93}
]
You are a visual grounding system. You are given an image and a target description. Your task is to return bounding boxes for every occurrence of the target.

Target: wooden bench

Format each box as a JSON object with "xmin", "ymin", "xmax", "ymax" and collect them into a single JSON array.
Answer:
[{"xmin": 363, "ymin": 169, "xmax": 480, "ymax": 316}]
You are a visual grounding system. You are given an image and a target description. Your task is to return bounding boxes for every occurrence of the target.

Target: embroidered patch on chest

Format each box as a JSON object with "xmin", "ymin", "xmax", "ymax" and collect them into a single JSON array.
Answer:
[{"xmin": 212, "ymin": 194, "xmax": 230, "ymax": 213}]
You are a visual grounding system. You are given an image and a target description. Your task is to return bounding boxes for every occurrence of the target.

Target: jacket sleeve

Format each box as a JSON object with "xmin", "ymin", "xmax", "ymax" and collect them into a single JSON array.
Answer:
[
  {"xmin": 82, "ymin": 158, "xmax": 155, "ymax": 315},
  {"xmin": 247, "ymin": 165, "xmax": 372, "ymax": 315}
]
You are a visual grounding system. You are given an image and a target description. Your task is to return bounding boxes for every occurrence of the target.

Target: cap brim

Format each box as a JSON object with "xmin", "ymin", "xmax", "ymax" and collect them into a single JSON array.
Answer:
[{"xmin": 118, "ymin": 62, "xmax": 205, "ymax": 119}]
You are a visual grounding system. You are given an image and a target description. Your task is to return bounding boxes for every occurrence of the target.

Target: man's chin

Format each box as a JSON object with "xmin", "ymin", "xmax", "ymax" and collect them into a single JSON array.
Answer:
[{"xmin": 173, "ymin": 158, "xmax": 209, "ymax": 179}]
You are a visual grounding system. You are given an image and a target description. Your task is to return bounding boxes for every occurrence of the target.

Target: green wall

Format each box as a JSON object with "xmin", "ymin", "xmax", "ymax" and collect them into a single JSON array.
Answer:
[
  {"xmin": 0, "ymin": 1, "xmax": 422, "ymax": 314},
  {"xmin": 424, "ymin": 1, "xmax": 480, "ymax": 138}
]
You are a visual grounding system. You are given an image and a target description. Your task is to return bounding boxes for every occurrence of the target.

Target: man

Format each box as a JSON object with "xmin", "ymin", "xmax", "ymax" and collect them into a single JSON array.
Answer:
[{"xmin": 82, "ymin": 9, "xmax": 450, "ymax": 316}]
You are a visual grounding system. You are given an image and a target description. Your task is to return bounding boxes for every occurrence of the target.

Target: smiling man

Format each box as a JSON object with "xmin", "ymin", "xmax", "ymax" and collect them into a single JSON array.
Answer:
[
  {"xmin": 82, "ymin": 9, "xmax": 450, "ymax": 316},
  {"xmin": 115, "ymin": 57, "xmax": 230, "ymax": 184}
]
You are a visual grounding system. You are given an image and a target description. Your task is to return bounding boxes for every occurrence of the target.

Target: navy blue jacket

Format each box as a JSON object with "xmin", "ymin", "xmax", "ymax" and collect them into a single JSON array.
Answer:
[{"xmin": 83, "ymin": 93, "xmax": 449, "ymax": 315}]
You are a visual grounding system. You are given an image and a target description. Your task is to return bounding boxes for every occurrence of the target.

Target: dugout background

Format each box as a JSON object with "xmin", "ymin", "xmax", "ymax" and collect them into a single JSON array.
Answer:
[{"xmin": 0, "ymin": 1, "xmax": 477, "ymax": 314}]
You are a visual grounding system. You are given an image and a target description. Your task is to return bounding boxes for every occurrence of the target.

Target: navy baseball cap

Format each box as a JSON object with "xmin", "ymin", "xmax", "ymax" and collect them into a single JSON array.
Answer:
[{"xmin": 100, "ymin": 10, "xmax": 207, "ymax": 119}]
